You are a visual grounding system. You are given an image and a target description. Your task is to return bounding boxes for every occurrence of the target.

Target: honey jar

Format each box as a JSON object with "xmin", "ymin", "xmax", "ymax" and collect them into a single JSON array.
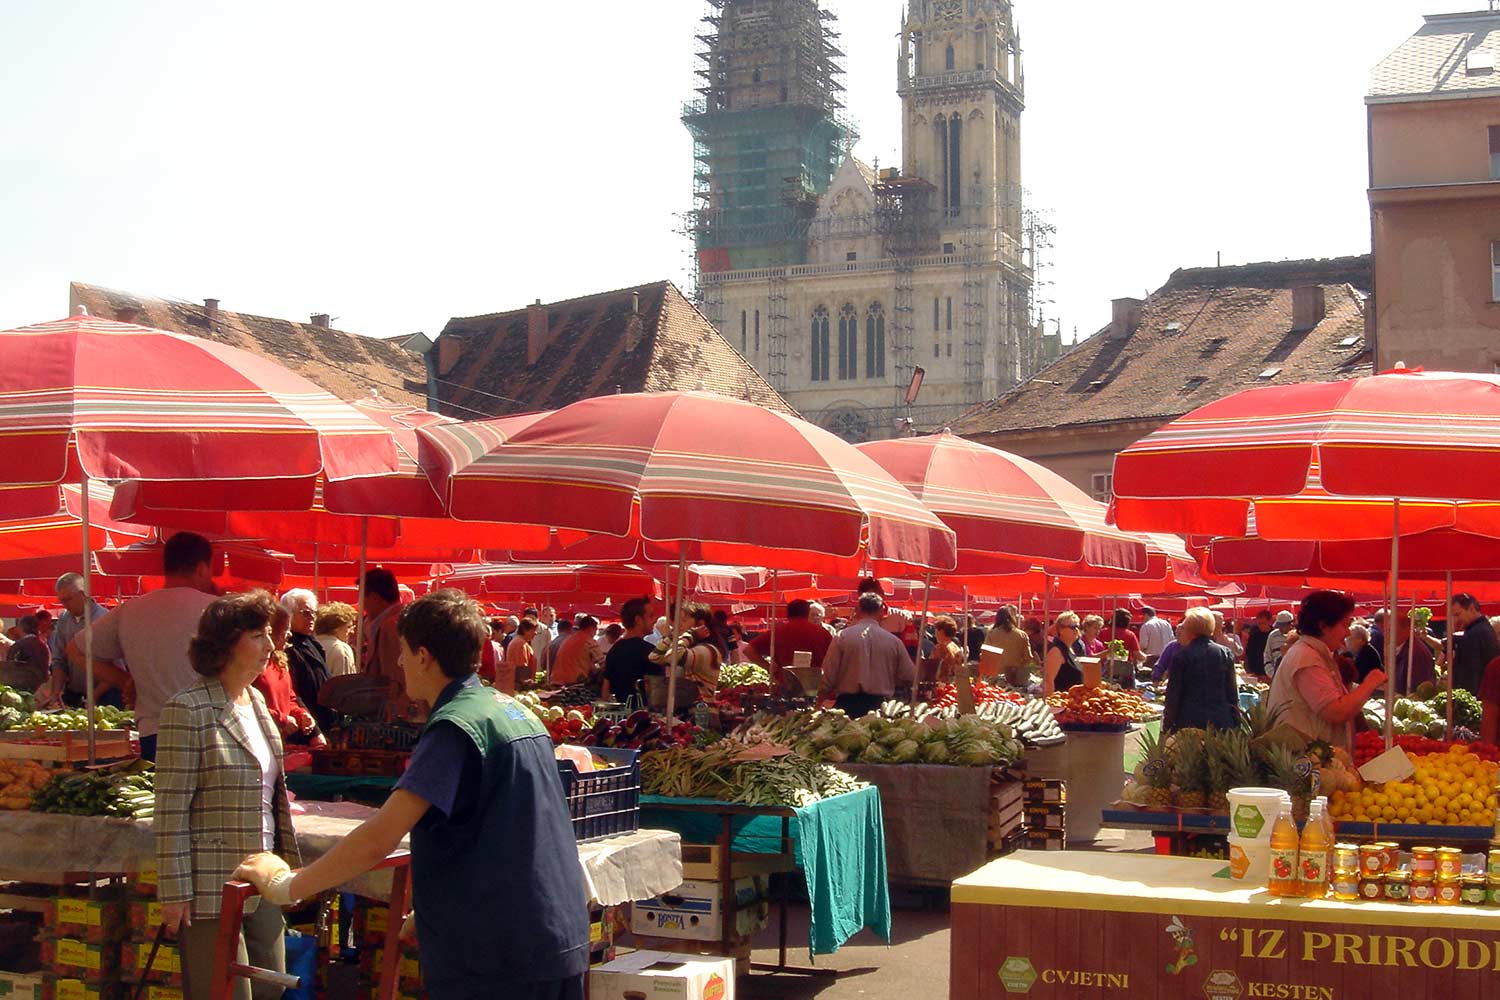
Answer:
[
  {"xmin": 1360, "ymin": 846, "xmax": 1385, "ymax": 877},
  {"xmin": 1489, "ymin": 879, "xmax": 1500, "ymax": 906},
  {"xmin": 1436, "ymin": 881, "xmax": 1462, "ymax": 906},
  {"xmin": 1359, "ymin": 874, "xmax": 1385, "ymax": 901},
  {"xmin": 1488, "ymin": 849, "xmax": 1500, "ymax": 879},
  {"xmin": 1411, "ymin": 847, "xmax": 1437, "ymax": 879},
  {"xmin": 1462, "ymin": 875, "xmax": 1488, "ymax": 905},
  {"xmin": 1333, "ymin": 843, "xmax": 1359, "ymax": 871},
  {"xmin": 1436, "ymin": 847, "xmax": 1463, "ymax": 881},
  {"xmin": 1385, "ymin": 871, "xmax": 1411, "ymax": 902},
  {"xmin": 1331, "ymin": 870, "xmax": 1360, "ymax": 902},
  {"xmin": 1378, "ymin": 842, "xmax": 1402, "ymax": 873},
  {"xmin": 1409, "ymin": 877, "xmax": 1435, "ymax": 904}
]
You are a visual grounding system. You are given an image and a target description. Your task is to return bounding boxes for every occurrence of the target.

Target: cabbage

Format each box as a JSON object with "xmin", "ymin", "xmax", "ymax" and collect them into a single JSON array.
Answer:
[
  {"xmin": 820, "ymin": 746, "xmax": 849, "ymax": 763},
  {"xmin": 859, "ymin": 743, "xmax": 890, "ymax": 764},
  {"xmin": 890, "ymin": 740, "xmax": 922, "ymax": 764},
  {"xmin": 920, "ymin": 741, "xmax": 951, "ymax": 764},
  {"xmin": 1427, "ymin": 720, "xmax": 1447, "ymax": 738},
  {"xmin": 956, "ymin": 749, "xmax": 1000, "ymax": 766},
  {"xmin": 834, "ymin": 728, "xmax": 871, "ymax": 753}
]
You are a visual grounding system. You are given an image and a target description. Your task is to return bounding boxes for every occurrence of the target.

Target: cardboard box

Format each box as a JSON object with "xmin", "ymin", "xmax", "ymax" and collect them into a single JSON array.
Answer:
[
  {"xmin": 630, "ymin": 879, "xmax": 767, "ymax": 943},
  {"xmin": 49, "ymin": 898, "xmax": 125, "ymax": 944},
  {"xmin": 48, "ymin": 980, "xmax": 122, "ymax": 1000},
  {"xmin": 125, "ymin": 870, "xmax": 156, "ymax": 900},
  {"xmin": 1025, "ymin": 803, "xmax": 1066, "ymax": 830},
  {"xmin": 119, "ymin": 940, "xmax": 182, "ymax": 986},
  {"xmin": 40, "ymin": 938, "xmax": 119, "ymax": 981},
  {"xmin": 589, "ymin": 950, "xmax": 734, "ymax": 1000},
  {"xmin": 1025, "ymin": 828, "xmax": 1067, "ymax": 851},
  {"xmin": 1023, "ymin": 778, "xmax": 1066, "ymax": 804},
  {"xmin": 125, "ymin": 902, "xmax": 161, "ymax": 940}
]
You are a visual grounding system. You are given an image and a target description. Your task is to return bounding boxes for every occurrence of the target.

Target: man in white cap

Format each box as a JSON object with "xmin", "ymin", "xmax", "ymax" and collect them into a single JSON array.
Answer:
[{"xmin": 1264, "ymin": 610, "xmax": 1296, "ymax": 678}]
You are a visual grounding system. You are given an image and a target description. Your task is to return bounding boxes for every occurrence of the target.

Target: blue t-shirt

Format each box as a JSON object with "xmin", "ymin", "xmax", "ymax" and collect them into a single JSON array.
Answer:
[{"xmin": 397, "ymin": 721, "xmax": 480, "ymax": 822}]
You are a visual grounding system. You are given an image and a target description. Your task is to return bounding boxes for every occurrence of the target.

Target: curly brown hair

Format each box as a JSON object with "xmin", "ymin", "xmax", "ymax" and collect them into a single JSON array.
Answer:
[
  {"xmin": 314, "ymin": 600, "xmax": 358, "ymax": 636},
  {"xmin": 189, "ymin": 591, "xmax": 277, "ymax": 677}
]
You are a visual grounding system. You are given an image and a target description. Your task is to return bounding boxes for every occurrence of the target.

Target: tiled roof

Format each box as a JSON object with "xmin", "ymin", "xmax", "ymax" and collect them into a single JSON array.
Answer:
[
  {"xmin": 953, "ymin": 256, "xmax": 1374, "ymax": 437},
  {"xmin": 67, "ymin": 282, "xmax": 428, "ymax": 409},
  {"xmin": 1369, "ymin": 10, "xmax": 1500, "ymax": 100},
  {"xmin": 432, "ymin": 280, "xmax": 798, "ymax": 418}
]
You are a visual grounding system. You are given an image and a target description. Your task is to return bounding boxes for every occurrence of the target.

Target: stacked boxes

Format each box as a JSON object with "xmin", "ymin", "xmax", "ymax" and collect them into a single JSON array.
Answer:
[
  {"xmin": 352, "ymin": 903, "xmax": 421, "ymax": 1000},
  {"xmin": 988, "ymin": 770, "xmax": 1027, "ymax": 854},
  {"xmin": 1023, "ymin": 778, "xmax": 1067, "ymax": 850},
  {"xmin": 119, "ymin": 866, "xmax": 180, "ymax": 999},
  {"xmin": 629, "ymin": 877, "xmax": 768, "ymax": 944}
]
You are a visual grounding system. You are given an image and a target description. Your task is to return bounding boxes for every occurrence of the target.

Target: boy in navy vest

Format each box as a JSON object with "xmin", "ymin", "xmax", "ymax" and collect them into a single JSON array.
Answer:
[{"xmin": 236, "ymin": 589, "xmax": 590, "ymax": 999}]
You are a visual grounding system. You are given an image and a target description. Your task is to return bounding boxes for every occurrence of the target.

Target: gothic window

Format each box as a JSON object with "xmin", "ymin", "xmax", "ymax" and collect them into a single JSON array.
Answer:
[
  {"xmin": 946, "ymin": 298, "xmax": 953, "ymax": 331},
  {"xmin": 811, "ymin": 307, "xmax": 830, "ymax": 381},
  {"xmin": 754, "ymin": 310, "xmax": 760, "ymax": 352},
  {"xmin": 837, "ymin": 304, "xmax": 858, "ymax": 380},
  {"xmin": 948, "ymin": 113, "xmax": 963, "ymax": 216},
  {"xmin": 753, "ymin": 68, "xmax": 762, "ymax": 84},
  {"xmin": 740, "ymin": 311, "xmax": 747, "ymax": 353},
  {"xmin": 933, "ymin": 297, "xmax": 940, "ymax": 331},
  {"xmin": 865, "ymin": 303, "xmax": 886, "ymax": 379},
  {"xmin": 935, "ymin": 117, "xmax": 949, "ymax": 217},
  {"xmin": 945, "ymin": 45, "xmax": 955, "ymax": 71}
]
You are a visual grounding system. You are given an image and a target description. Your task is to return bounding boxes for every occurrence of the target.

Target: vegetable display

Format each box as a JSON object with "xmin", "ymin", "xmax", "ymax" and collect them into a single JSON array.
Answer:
[
  {"xmin": 1351, "ymin": 729, "xmax": 1500, "ymax": 768},
  {"xmin": 929, "ymin": 681, "xmax": 1025, "ymax": 710},
  {"xmin": 642, "ymin": 742, "xmax": 866, "ymax": 808},
  {"xmin": 1365, "ymin": 690, "xmax": 1484, "ymax": 736},
  {"xmin": 0, "ymin": 705, "xmax": 135, "ymax": 733},
  {"xmin": 0, "ymin": 760, "xmax": 52, "ymax": 810},
  {"xmin": 1045, "ymin": 686, "xmax": 1158, "ymax": 727},
  {"xmin": 717, "ymin": 663, "xmax": 771, "ymax": 689},
  {"xmin": 737, "ymin": 703, "xmax": 1025, "ymax": 767},
  {"xmin": 31, "ymin": 761, "xmax": 154, "ymax": 819}
]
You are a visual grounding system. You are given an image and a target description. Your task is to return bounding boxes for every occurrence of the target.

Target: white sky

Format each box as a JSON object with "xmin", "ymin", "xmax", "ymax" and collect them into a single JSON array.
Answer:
[{"xmin": 0, "ymin": 1, "xmax": 1473, "ymax": 345}]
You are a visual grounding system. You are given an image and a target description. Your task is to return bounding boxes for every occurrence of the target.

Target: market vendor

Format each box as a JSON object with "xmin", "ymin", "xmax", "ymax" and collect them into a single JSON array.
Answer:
[
  {"xmin": 1266, "ymin": 591, "xmax": 1386, "ymax": 753},
  {"xmin": 744, "ymin": 598, "xmax": 832, "ymax": 686},
  {"xmin": 1043, "ymin": 613, "xmax": 1084, "ymax": 695},
  {"xmin": 819, "ymin": 592, "xmax": 915, "ymax": 717},
  {"xmin": 1449, "ymin": 593, "xmax": 1499, "ymax": 695},
  {"xmin": 234, "ymin": 589, "xmax": 591, "ymax": 1000},
  {"xmin": 980, "ymin": 608, "xmax": 1032, "ymax": 687}
]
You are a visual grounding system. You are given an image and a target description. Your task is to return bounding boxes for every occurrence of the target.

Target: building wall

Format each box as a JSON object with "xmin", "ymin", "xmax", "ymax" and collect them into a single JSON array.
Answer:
[
  {"xmin": 1369, "ymin": 94, "xmax": 1500, "ymax": 371},
  {"xmin": 965, "ymin": 420, "xmax": 1168, "ymax": 498},
  {"xmin": 1369, "ymin": 96, "xmax": 1500, "ymax": 188}
]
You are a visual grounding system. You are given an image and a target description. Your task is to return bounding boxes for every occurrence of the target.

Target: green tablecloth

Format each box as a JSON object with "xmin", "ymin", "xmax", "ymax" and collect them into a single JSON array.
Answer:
[
  {"xmin": 286, "ymin": 771, "xmax": 399, "ymax": 806},
  {"xmin": 640, "ymin": 785, "xmax": 891, "ymax": 957}
]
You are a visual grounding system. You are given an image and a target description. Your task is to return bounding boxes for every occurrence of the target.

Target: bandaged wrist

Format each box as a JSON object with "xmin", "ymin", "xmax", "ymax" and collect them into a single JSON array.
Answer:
[{"xmin": 263, "ymin": 870, "xmax": 299, "ymax": 907}]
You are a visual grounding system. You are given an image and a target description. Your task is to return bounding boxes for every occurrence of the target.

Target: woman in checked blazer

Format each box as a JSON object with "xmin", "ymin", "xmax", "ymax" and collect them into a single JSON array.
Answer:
[{"xmin": 154, "ymin": 591, "xmax": 302, "ymax": 1000}]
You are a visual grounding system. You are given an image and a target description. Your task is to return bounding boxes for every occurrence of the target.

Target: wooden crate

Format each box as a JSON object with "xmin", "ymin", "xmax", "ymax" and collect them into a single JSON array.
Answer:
[{"xmin": 0, "ymin": 732, "xmax": 134, "ymax": 763}]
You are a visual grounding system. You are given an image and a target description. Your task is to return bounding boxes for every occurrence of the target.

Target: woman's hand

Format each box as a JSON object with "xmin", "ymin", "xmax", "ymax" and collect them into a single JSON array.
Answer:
[
  {"xmin": 1361, "ymin": 669, "xmax": 1387, "ymax": 693},
  {"xmin": 159, "ymin": 901, "xmax": 191, "ymax": 935},
  {"xmin": 277, "ymin": 715, "xmax": 298, "ymax": 736},
  {"xmin": 309, "ymin": 733, "xmax": 329, "ymax": 750}
]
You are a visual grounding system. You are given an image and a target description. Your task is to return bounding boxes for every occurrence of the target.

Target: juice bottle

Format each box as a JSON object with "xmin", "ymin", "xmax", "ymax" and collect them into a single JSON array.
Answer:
[
  {"xmin": 1268, "ymin": 797, "xmax": 1301, "ymax": 897},
  {"xmin": 1299, "ymin": 800, "xmax": 1331, "ymax": 898}
]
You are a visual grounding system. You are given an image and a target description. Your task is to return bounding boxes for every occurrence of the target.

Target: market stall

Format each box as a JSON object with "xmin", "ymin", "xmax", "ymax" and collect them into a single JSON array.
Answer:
[{"xmin": 951, "ymin": 850, "xmax": 1500, "ymax": 1000}]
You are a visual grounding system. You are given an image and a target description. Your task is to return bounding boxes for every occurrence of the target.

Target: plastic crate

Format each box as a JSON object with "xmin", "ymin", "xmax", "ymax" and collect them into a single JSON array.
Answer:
[{"xmin": 555, "ymin": 746, "xmax": 640, "ymax": 843}]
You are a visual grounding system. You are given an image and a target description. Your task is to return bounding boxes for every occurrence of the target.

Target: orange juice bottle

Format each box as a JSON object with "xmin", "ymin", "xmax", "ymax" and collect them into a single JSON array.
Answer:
[
  {"xmin": 1299, "ymin": 799, "xmax": 1331, "ymax": 898},
  {"xmin": 1268, "ymin": 796, "xmax": 1301, "ymax": 896}
]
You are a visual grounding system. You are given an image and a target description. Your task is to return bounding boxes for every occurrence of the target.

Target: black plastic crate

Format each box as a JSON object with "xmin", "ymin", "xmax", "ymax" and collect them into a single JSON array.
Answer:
[{"xmin": 555, "ymin": 746, "xmax": 641, "ymax": 843}]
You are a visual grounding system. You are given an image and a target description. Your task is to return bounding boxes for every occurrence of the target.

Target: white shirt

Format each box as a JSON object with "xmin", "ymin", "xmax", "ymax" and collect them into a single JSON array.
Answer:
[
  {"xmin": 1139, "ymin": 617, "xmax": 1175, "ymax": 657},
  {"xmin": 90, "ymin": 587, "xmax": 216, "ymax": 737},
  {"xmin": 233, "ymin": 700, "xmax": 281, "ymax": 851},
  {"xmin": 316, "ymin": 635, "xmax": 357, "ymax": 677}
]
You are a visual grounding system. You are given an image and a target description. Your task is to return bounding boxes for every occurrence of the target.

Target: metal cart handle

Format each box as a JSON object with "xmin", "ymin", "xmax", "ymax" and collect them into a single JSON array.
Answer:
[{"xmin": 211, "ymin": 850, "xmax": 413, "ymax": 1000}]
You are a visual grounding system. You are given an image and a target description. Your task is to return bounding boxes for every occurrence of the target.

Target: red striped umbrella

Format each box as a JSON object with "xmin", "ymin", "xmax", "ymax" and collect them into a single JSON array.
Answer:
[
  {"xmin": 1112, "ymin": 368, "xmax": 1500, "ymax": 539},
  {"xmin": 858, "ymin": 431, "xmax": 1148, "ymax": 573},
  {"xmin": 416, "ymin": 392, "xmax": 957, "ymax": 577},
  {"xmin": 0, "ymin": 483, "xmax": 150, "ymax": 560},
  {"xmin": 0, "ymin": 314, "xmax": 397, "ymax": 495}
]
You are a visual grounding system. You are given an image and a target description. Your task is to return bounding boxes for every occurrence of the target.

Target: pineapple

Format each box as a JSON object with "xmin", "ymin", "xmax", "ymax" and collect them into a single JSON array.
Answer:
[
  {"xmin": 1240, "ymin": 701, "xmax": 1285, "ymax": 741},
  {"xmin": 1205, "ymin": 729, "xmax": 1234, "ymax": 813},
  {"xmin": 1172, "ymin": 730, "xmax": 1212, "ymax": 810},
  {"xmin": 1262, "ymin": 743, "xmax": 1315, "ymax": 822},
  {"xmin": 1137, "ymin": 725, "xmax": 1175, "ymax": 810}
]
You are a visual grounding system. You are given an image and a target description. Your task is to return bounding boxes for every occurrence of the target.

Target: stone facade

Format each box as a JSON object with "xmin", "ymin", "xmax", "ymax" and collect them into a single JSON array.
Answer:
[{"xmin": 696, "ymin": 0, "xmax": 1042, "ymax": 441}]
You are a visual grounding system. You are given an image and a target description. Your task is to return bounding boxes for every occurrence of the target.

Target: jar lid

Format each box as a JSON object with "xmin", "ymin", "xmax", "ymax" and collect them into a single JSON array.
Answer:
[{"xmin": 1387, "ymin": 871, "xmax": 1412, "ymax": 883}]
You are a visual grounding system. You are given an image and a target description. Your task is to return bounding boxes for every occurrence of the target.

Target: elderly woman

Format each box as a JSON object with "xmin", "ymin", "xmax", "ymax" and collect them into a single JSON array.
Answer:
[
  {"xmin": 1043, "ymin": 613, "xmax": 1085, "ymax": 695},
  {"xmin": 1268, "ymin": 591, "xmax": 1387, "ymax": 753},
  {"xmin": 252, "ymin": 608, "xmax": 324, "ymax": 748},
  {"xmin": 279, "ymin": 590, "xmax": 331, "ymax": 732},
  {"xmin": 156, "ymin": 591, "xmax": 299, "ymax": 1000},
  {"xmin": 1079, "ymin": 615, "xmax": 1106, "ymax": 656},
  {"xmin": 1346, "ymin": 622, "xmax": 1384, "ymax": 683},
  {"xmin": 1163, "ymin": 608, "xmax": 1240, "ymax": 733},
  {"xmin": 313, "ymin": 601, "xmax": 358, "ymax": 678}
]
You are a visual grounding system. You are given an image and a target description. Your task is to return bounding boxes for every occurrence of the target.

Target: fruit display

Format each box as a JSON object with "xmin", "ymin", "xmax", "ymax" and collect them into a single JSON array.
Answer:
[
  {"xmin": 574, "ymin": 711, "xmax": 699, "ymax": 752},
  {"xmin": 735, "ymin": 703, "xmax": 1025, "ymax": 767},
  {"xmin": 0, "ymin": 705, "xmax": 135, "ymax": 732},
  {"xmin": 1352, "ymin": 730, "xmax": 1500, "ymax": 769},
  {"xmin": 930, "ymin": 681, "xmax": 1026, "ymax": 710},
  {"xmin": 1045, "ymin": 686, "xmax": 1158, "ymax": 728},
  {"xmin": 542, "ymin": 685, "xmax": 602, "ymax": 708},
  {"xmin": 0, "ymin": 759, "xmax": 53, "ymax": 809},
  {"xmin": 30, "ymin": 760, "xmax": 154, "ymax": 819},
  {"xmin": 717, "ymin": 663, "xmax": 771, "ymax": 689},
  {"xmin": 1123, "ymin": 706, "xmax": 1338, "ymax": 812},
  {"xmin": 1363, "ymin": 688, "xmax": 1484, "ymax": 736},
  {"xmin": 641, "ymin": 741, "xmax": 868, "ymax": 808},
  {"xmin": 1328, "ymin": 744, "xmax": 1498, "ymax": 827}
]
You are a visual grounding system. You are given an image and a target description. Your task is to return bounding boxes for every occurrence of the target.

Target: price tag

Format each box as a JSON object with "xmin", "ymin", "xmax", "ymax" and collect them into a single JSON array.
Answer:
[{"xmin": 1358, "ymin": 746, "xmax": 1416, "ymax": 784}]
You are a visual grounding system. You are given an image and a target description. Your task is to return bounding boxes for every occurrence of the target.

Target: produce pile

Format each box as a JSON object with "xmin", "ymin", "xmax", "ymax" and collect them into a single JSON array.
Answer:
[
  {"xmin": 1045, "ymin": 686, "xmax": 1158, "ymax": 728},
  {"xmin": 1364, "ymin": 686, "xmax": 1483, "ymax": 739},
  {"xmin": 1352, "ymin": 730, "xmax": 1500, "ymax": 768},
  {"xmin": 738, "ymin": 703, "xmax": 1025, "ymax": 767},
  {"xmin": 0, "ymin": 700, "xmax": 135, "ymax": 734},
  {"xmin": 514, "ymin": 692, "xmax": 595, "ymax": 744},
  {"xmin": 965, "ymin": 699, "xmax": 1066, "ymax": 746},
  {"xmin": 1328, "ymin": 744, "xmax": 1498, "ymax": 827},
  {"xmin": 642, "ymin": 742, "xmax": 866, "ymax": 808},
  {"xmin": 572, "ymin": 711, "xmax": 699, "ymax": 752},
  {"xmin": 717, "ymin": 663, "xmax": 771, "ymax": 689},
  {"xmin": 1123, "ymin": 705, "xmax": 1353, "ymax": 812},
  {"xmin": 929, "ymin": 681, "xmax": 1026, "ymax": 710},
  {"xmin": 30, "ymin": 761, "xmax": 154, "ymax": 819},
  {"xmin": 0, "ymin": 760, "xmax": 53, "ymax": 810}
]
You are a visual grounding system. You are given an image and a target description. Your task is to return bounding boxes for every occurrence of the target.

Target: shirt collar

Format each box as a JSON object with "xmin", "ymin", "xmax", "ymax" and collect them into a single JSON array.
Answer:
[{"xmin": 431, "ymin": 674, "xmax": 480, "ymax": 714}]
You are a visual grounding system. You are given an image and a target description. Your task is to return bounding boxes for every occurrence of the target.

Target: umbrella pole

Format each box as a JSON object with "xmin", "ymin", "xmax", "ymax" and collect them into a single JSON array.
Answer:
[
  {"xmin": 81, "ymin": 472, "xmax": 96, "ymax": 765},
  {"xmin": 769, "ymin": 570, "xmax": 779, "ymax": 672},
  {"xmin": 356, "ymin": 517, "xmax": 369, "ymax": 670},
  {"xmin": 913, "ymin": 572, "xmax": 933, "ymax": 706},
  {"xmin": 665, "ymin": 552, "xmax": 689, "ymax": 720},
  {"xmin": 313, "ymin": 542, "xmax": 320, "ymax": 602},
  {"xmin": 1384, "ymin": 500, "xmax": 1401, "ymax": 750},
  {"xmin": 1445, "ymin": 571, "xmax": 1455, "ymax": 740}
]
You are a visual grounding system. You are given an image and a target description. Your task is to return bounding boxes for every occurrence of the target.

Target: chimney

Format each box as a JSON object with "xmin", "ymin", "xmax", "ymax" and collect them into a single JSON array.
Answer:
[
  {"xmin": 1291, "ymin": 285, "xmax": 1326, "ymax": 333},
  {"xmin": 204, "ymin": 298, "xmax": 219, "ymax": 323},
  {"xmin": 310, "ymin": 313, "xmax": 331, "ymax": 329},
  {"xmin": 632, "ymin": 291, "xmax": 641, "ymax": 315},
  {"xmin": 1109, "ymin": 297, "xmax": 1143, "ymax": 340},
  {"xmin": 527, "ymin": 299, "xmax": 549, "ymax": 365}
]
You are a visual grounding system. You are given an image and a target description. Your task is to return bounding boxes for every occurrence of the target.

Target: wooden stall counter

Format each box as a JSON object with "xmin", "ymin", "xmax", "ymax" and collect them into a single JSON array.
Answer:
[{"xmin": 951, "ymin": 850, "xmax": 1500, "ymax": 1000}]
